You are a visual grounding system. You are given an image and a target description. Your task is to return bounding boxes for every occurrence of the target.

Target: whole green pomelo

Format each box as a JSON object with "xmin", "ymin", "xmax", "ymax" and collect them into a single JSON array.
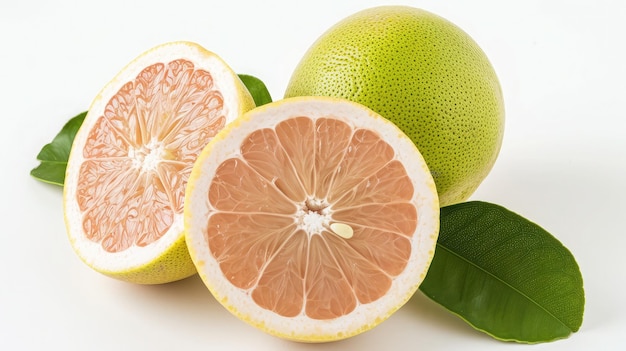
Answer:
[{"xmin": 284, "ymin": 6, "xmax": 505, "ymax": 206}]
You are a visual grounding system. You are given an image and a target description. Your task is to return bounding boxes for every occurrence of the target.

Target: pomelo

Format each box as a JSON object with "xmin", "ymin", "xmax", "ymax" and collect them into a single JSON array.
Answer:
[
  {"xmin": 184, "ymin": 96, "xmax": 440, "ymax": 341},
  {"xmin": 284, "ymin": 6, "xmax": 505, "ymax": 206},
  {"xmin": 63, "ymin": 41, "xmax": 255, "ymax": 284}
]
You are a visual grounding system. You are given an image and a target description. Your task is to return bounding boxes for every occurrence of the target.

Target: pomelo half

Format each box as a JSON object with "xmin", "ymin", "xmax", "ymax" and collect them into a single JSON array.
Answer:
[
  {"xmin": 285, "ymin": 6, "xmax": 505, "ymax": 206},
  {"xmin": 184, "ymin": 97, "xmax": 440, "ymax": 341},
  {"xmin": 63, "ymin": 41, "xmax": 255, "ymax": 284}
]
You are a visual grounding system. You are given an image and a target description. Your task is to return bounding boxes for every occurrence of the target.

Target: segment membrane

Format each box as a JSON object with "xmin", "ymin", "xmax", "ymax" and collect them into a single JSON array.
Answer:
[
  {"xmin": 207, "ymin": 212, "xmax": 297, "ymax": 290},
  {"xmin": 327, "ymin": 129, "xmax": 396, "ymax": 203},
  {"xmin": 208, "ymin": 158, "xmax": 297, "ymax": 214},
  {"xmin": 274, "ymin": 117, "xmax": 316, "ymax": 195},
  {"xmin": 241, "ymin": 128, "xmax": 307, "ymax": 202},
  {"xmin": 340, "ymin": 225, "xmax": 412, "ymax": 277},
  {"xmin": 156, "ymin": 161, "xmax": 190, "ymax": 213},
  {"xmin": 134, "ymin": 63, "xmax": 168, "ymax": 144},
  {"xmin": 313, "ymin": 118, "xmax": 353, "ymax": 199},
  {"xmin": 304, "ymin": 234, "xmax": 356, "ymax": 319},
  {"xmin": 83, "ymin": 116, "xmax": 130, "ymax": 158},
  {"xmin": 332, "ymin": 160, "xmax": 414, "ymax": 209},
  {"xmin": 80, "ymin": 164, "xmax": 173, "ymax": 252},
  {"xmin": 251, "ymin": 230, "xmax": 308, "ymax": 317},
  {"xmin": 333, "ymin": 203, "xmax": 417, "ymax": 237},
  {"xmin": 322, "ymin": 231, "xmax": 392, "ymax": 305}
]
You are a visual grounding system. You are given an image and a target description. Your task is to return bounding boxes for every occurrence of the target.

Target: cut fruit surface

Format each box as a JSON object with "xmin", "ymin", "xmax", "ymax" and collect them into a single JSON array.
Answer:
[
  {"xmin": 63, "ymin": 41, "xmax": 255, "ymax": 284},
  {"xmin": 185, "ymin": 97, "xmax": 439, "ymax": 341}
]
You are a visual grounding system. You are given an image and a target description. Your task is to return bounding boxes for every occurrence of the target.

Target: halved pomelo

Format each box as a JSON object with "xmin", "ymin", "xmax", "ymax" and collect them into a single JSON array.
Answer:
[
  {"xmin": 184, "ymin": 96, "xmax": 440, "ymax": 341},
  {"xmin": 63, "ymin": 41, "xmax": 255, "ymax": 284}
]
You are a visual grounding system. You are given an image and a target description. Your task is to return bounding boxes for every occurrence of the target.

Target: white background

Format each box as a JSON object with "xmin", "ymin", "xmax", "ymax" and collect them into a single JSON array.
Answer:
[{"xmin": 1, "ymin": 0, "xmax": 625, "ymax": 350}]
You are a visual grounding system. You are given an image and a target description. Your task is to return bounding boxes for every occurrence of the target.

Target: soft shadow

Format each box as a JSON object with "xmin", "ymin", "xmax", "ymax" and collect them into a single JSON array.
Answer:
[
  {"xmin": 106, "ymin": 273, "xmax": 224, "ymax": 324},
  {"xmin": 115, "ymin": 273, "xmax": 214, "ymax": 300},
  {"xmin": 406, "ymin": 291, "xmax": 489, "ymax": 340},
  {"xmin": 256, "ymin": 292, "xmax": 494, "ymax": 351}
]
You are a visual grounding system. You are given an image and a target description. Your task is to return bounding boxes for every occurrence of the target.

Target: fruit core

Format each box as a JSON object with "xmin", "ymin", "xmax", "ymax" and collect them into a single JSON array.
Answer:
[
  {"xmin": 296, "ymin": 197, "xmax": 354, "ymax": 239},
  {"xmin": 129, "ymin": 139, "xmax": 167, "ymax": 173}
]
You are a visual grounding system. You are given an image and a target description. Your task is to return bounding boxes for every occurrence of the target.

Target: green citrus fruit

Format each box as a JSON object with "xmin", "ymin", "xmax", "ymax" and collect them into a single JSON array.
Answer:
[{"xmin": 284, "ymin": 6, "xmax": 505, "ymax": 206}]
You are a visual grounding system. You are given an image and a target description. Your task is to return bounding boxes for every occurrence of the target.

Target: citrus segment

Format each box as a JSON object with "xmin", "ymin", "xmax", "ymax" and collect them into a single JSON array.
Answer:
[
  {"xmin": 185, "ymin": 97, "xmax": 439, "ymax": 341},
  {"xmin": 64, "ymin": 41, "xmax": 255, "ymax": 284}
]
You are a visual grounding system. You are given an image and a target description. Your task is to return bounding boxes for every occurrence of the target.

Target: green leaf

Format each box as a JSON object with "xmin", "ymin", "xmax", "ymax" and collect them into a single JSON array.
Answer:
[
  {"xmin": 30, "ymin": 111, "xmax": 86, "ymax": 186},
  {"xmin": 419, "ymin": 201, "xmax": 584, "ymax": 343},
  {"xmin": 238, "ymin": 74, "xmax": 272, "ymax": 106}
]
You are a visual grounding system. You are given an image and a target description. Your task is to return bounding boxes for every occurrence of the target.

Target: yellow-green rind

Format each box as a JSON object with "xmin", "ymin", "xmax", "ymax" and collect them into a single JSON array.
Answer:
[
  {"xmin": 85, "ymin": 232, "xmax": 196, "ymax": 285},
  {"xmin": 285, "ymin": 6, "xmax": 505, "ymax": 206}
]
